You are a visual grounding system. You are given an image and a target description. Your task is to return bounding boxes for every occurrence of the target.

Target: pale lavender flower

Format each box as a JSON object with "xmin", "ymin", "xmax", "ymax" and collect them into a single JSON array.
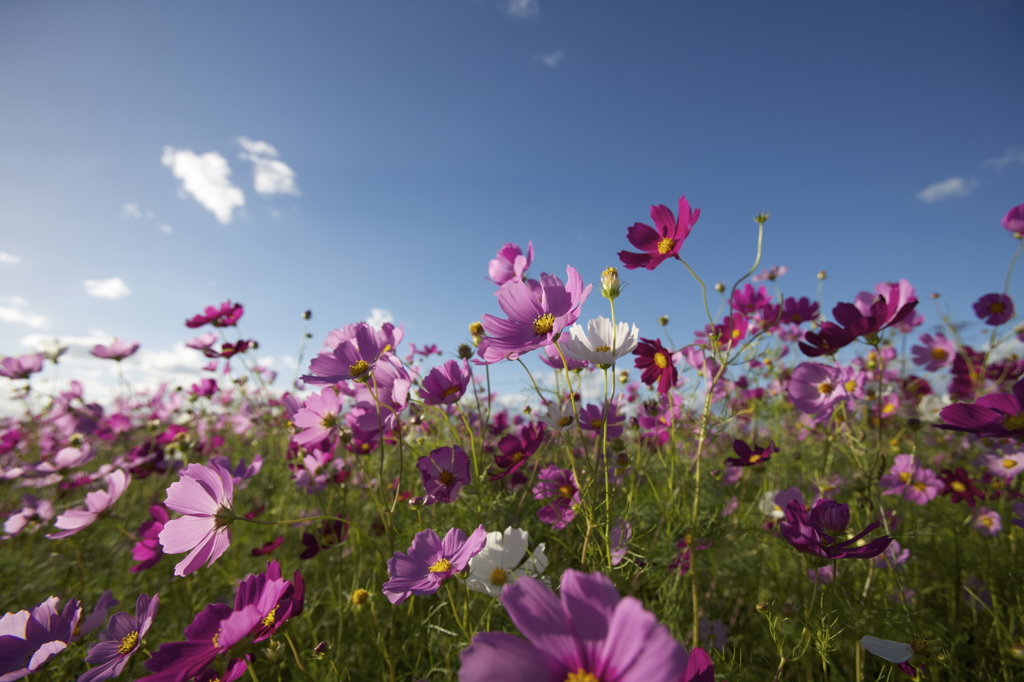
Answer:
[
  {"xmin": 382, "ymin": 526, "xmax": 487, "ymax": 605},
  {"xmin": 47, "ymin": 470, "xmax": 130, "ymax": 540},
  {"xmin": 972, "ymin": 507, "xmax": 1002, "ymax": 536},
  {"xmin": 417, "ymin": 446, "xmax": 471, "ymax": 504},
  {"xmin": 90, "ymin": 339, "xmax": 140, "ymax": 361},
  {"xmin": 158, "ymin": 462, "xmax": 235, "ymax": 576},
  {"xmin": 0, "ymin": 353, "xmax": 44, "ymax": 380}
]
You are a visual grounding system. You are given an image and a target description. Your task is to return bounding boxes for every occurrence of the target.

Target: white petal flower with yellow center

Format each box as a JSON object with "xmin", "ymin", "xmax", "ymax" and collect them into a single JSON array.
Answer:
[
  {"xmin": 562, "ymin": 316, "xmax": 639, "ymax": 368},
  {"xmin": 466, "ymin": 527, "xmax": 548, "ymax": 597}
]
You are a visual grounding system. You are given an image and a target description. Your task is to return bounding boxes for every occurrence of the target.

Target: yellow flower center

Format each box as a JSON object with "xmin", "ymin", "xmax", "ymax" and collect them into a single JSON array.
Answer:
[
  {"xmin": 882, "ymin": 403, "xmax": 896, "ymax": 415},
  {"xmin": 441, "ymin": 385, "xmax": 461, "ymax": 399},
  {"xmin": 320, "ymin": 413, "xmax": 340, "ymax": 429},
  {"xmin": 731, "ymin": 328, "xmax": 742, "ymax": 339},
  {"xmin": 590, "ymin": 419, "xmax": 604, "ymax": 430},
  {"xmin": 910, "ymin": 635, "xmax": 931, "ymax": 658},
  {"xmin": 558, "ymin": 484, "xmax": 573, "ymax": 499},
  {"xmin": 349, "ymin": 360, "xmax": 370, "ymax": 377},
  {"xmin": 653, "ymin": 352, "xmax": 669, "ymax": 368},
  {"xmin": 981, "ymin": 516, "xmax": 994, "ymax": 528},
  {"xmin": 566, "ymin": 670, "xmax": 599, "ymax": 682},
  {"xmin": 1002, "ymin": 413, "xmax": 1024, "ymax": 431},
  {"xmin": 748, "ymin": 454, "xmax": 761, "ymax": 464},
  {"xmin": 818, "ymin": 382, "xmax": 834, "ymax": 395},
  {"xmin": 510, "ymin": 451, "xmax": 525, "ymax": 463},
  {"xmin": 930, "ymin": 347, "xmax": 948, "ymax": 361},
  {"xmin": 1003, "ymin": 458, "xmax": 1017, "ymax": 469},
  {"xmin": 438, "ymin": 470, "xmax": 455, "ymax": 486},
  {"xmin": 429, "ymin": 558, "xmax": 453, "ymax": 573},
  {"xmin": 534, "ymin": 314, "xmax": 556, "ymax": 335},
  {"xmin": 656, "ymin": 237, "xmax": 676, "ymax": 255},
  {"xmin": 899, "ymin": 471, "xmax": 912, "ymax": 484},
  {"xmin": 262, "ymin": 606, "xmax": 278, "ymax": 627},
  {"xmin": 951, "ymin": 481, "xmax": 967, "ymax": 493},
  {"xmin": 594, "ymin": 345, "xmax": 611, "ymax": 353},
  {"xmin": 844, "ymin": 380, "xmax": 856, "ymax": 392},
  {"xmin": 212, "ymin": 631, "xmax": 220, "ymax": 648},
  {"xmin": 489, "ymin": 567, "xmax": 508, "ymax": 586},
  {"xmin": 913, "ymin": 481, "xmax": 927, "ymax": 491},
  {"xmin": 557, "ymin": 416, "xmax": 574, "ymax": 427},
  {"xmin": 117, "ymin": 631, "xmax": 139, "ymax": 654},
  {"xmin": 990, "ymin": 302, "xmax": 1006, "ymax": 315},
  {"xmin": 351, "ymin": 589, "xmax": 370, "ymax": 605},
  {"xmin": 791, "ymin": 314, "xmax": 802, "ymax": 323}
]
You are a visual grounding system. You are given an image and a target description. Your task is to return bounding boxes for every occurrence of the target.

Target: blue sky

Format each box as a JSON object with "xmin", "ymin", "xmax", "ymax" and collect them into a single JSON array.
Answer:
[{"xmin": 1, "ymin": 0, "xmax": 1022, "ymax": 410}]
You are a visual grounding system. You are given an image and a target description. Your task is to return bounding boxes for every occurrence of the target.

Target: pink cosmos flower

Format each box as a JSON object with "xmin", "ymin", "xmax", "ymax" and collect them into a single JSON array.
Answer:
[
  {"xmin": 979, "ymin": 451, "xmax": 1024, "ymax": 479},
  {"xmin": 416, "ymin": 446, "xmax": 471, "ymax": 504},
  {"xmin": 382, "ymin": 525, "xmax": 487, "ymax": 605},
  {"xmin": 634, "ymin": 337, "xmax": 678, "ymax": 395},
  {"xmin": 781, "ymin": 297, "xmax": 819, "ymax": 325},
  {"xmin": 90, "ymin": 340, "xmax": 140, "ymax": 361},
  {"xmin": 938, "ymin": 468, "xmax": 984, "ymax": 507},
  {"xmin": 185, "ymin": 332, "xmax": 219, "ymax": 351},
  {"xmin": 78, "ymin": 593, "xmax": 159, "ymax": 682},
  {"xmin": 0, "ymin": 353, "xmax": 44, "ymax": 380},
  {"xmin": 533, "ymin": 465, "xmax": 579, "ymax": 530},
  {"xmin": 158, "ymin": 462, "xmax": 236, "ymax": 577},
  {"xmin": 459, "ymin": 570, "xmax": 717, "ymax": 682},
  {"xmin": 578, "ymin": 402, "xmax": 625, "ymax": 439},
  {"xmin": 971, "ymin": 507, "xmax": 1001, "ymax": 536},
  {"xmin": 488, "ymin": 242, "xmax": 534, "ymax": 287},
  {"xmin": 185, "ymin": 300, "xmax": 244, "ymax": 328},
  {"xmin": 292, "ymin": 387, "xmax": 345, "ymax": 447},
  {"xmin": 753, "ymin": 265, "xmax": 788, "ymax": 282},
  {"xmin": 730, "ymin": 284, "xmax": 772, "ymax": 315},
  {"xmin": 618, "ymin": 195, "xmax": 700, "ymax": 271},
  {"xmin": 419, "ymin": 359, "xmax": 472, "ymax": 405},
  {"xmin": 0, "ymin": 597, "xmax": 81, "ymax": 680},
  {"xmin": 130, "ymin": 505, "xmax": 168, "ymax": 573},
  {"xmin": 491, "ymin": 422, "xmax": 545, "ymax": 480},
  {"xmin": 973, "ymin": 293, "xmax": 1015, "ymax": 326},
  {"xmin": 46, "ymin": 469, "xmax": 130, "ymax": 539},
  {"xmin": 4, "ymin": 494, "xmax": 56, "ymax": 537},
  {"xmin": 880, "ymin": 455, "xmax": 941, "ymax": 505},
  {"xmin": 787, "ymin": 362, "xmax": 852, "ymax": 416},
  {"xmin": 1003, "ymin": 203, "xmax": 1024, "ymax": 237},
  {"xmin": 304, "ymin": 323, "xmax": 394, "ymax": 385},
  {"xmin": 477, "ymin": 266, "xmax": 591, "ymax": 364},
  {"xmin": 910, "ymin": 333, "xmax": 955, "ymax": 371}
]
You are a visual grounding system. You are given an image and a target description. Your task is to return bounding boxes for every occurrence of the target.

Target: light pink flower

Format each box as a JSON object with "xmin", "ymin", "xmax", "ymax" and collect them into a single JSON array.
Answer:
[
  {"xmin": 158, "ymin": 462, "xmax": 235, "ymax": 576},
  {"xmin": 46, "ymin": 470, "xmax": 130, "ymax": 540}
]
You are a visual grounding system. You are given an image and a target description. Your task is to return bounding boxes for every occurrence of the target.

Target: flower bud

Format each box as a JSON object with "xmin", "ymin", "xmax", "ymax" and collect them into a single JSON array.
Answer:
[
  {"xmin": 601, "ymin": 267, "xmax": 621, "ymax": 300},
  {"xmin": 302, "ymin": 309, "xmax": 312, "ymax": 320},
  {"xmin": 351, "ymin": 589, "xmax": 370, "ymax": 606},
  {"xmin": 457, "ymin": 343, "xmax": 474, "ymax": 360},
  {"xmin": 756, "ymin": 601, "xmax": 770, "ymax": 613},
  {"xmin": 809, "ymin": 499, "xmax": 850, "ymax": 536},
  {"xmin": 817, "ymin": 270, "xmax": 827, "ymax": 280},
  {"xmin": 618, "ymin": 370, "xmax": 629, "ymax": 384},
  {"xmin": 658, "ymin": 315, "xmax": 669, "ymax": 326},
  {"xmin": 714, "ymin": 282, "xmax": 726, "ymax": 293}
]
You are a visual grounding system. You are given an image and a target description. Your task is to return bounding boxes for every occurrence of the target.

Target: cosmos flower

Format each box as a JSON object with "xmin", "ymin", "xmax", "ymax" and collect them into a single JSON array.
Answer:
[
  {"xmin": 465, "ymin": 527, "xmax": 548, "ymax": 598},
  {"xmin": 910, "ymin": 333, "xmax": 956, "ymax": 371},
  {"xmin": 292, "ymin": 387, "xmax": 345, "ymax": 447},
  {"xmin": 477, "ymin": 266, "xmax": 591, "ymax": 364},
  {"xmin": 416, "ymin": 446, "xmax": 471, "ymax": 504},
  {"xmin": 185, "ymin": 300, "xmax": 244, "ymax": 328},
  {"xmin": 634, "ymin": 337, "xmax": 678, "ymax": 395},
  {"xmin": 487, "ymin": 242, "xmax": 534, "ymax": 287},
  {"xmin": 879, "ymin": 455, "xmax": 941, "ymax": 505},
  {"xmin": 490, "ymin": 422, "xmax": 545, "ymax": 480},
  {"xmin": 382, "ymin": 526, "xmax": 487, "ymax": 605},
  {"xmin": 973, "ymin": 293, "xmax": 1015, "ymax": 326},
  {"xmin": 725, "ymin": 439, "xmax": 776, "ymax": 467},
  {"xmin": 90, "ymin": 340, "xmax": 140, "ymax": 361},
  {"xmin": 532, "ymin": 465, "xmax": 579, "ymax": 530},
  {"xmin": 1003, "ymin": 203, "xmax": 1024, "ymax": 237},
  {"xmin": 780, "ymin": 499, "xmax": 892, "ymax": 560},
  {"xmin": 47, "ymin": 469, "xmax": 130, "ymax": 539},
  {"xmin": 618, "ymin": 195, "xmax": 700, "ymax": 271},
  {"xmin": 0, "ymin": 353, "xmax": 44, "ymax": 380},
  {"xmin": 938, "ymin": 468, "xmax": 985, "ymax": 507},
  {"xmin": 158, "ymin": 462, "xmax": 236, "ymax": 577},
  {"xmin": 787, "ymin": 362, "xmax": 852, "ymax": 416},
  {"xmin": 78, "ymin": 594, "xmax": 159, "ymax": 682},
  {"xmin": 303, "ymin": 323, "xmax": 394, "ymax": 385},
  {"xmin": 0, "ymin": 596, "xmax": 81, "ymax": 680},
  {"xmin": 860, "ymin": 634, "xmax": 930, "ymax": 676},
  {"xmin": 971, "ymin": 507, "xmax": 1002, "ymax": 536},
  {"xmin": 459, "ymin": 570, "xmax": 717, "ymax": 682},
  {"xmin": 419, "ymin": 359, "xmax": 472, "ymax": 405},
  {"xmin": 937, "ymin": 376, "xmax": 1024, "ymax": 439},
  {"xmin": 561, "ymin": 316, "xmax": 639, "ymax": 368},
  {"xmin": 130, "ymin": 504, "xmax": 168, "ymax": 573}
]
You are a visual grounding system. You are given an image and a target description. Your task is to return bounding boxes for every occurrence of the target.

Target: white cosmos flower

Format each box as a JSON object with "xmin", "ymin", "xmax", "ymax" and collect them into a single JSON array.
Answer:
[
  {"xmin": 536, "ymin": 402, "xmax": 576, "ymax": 433},
  {"xmin": 860, "ymin": 635, "xmax": 930, "ymax": 664},
  {"xmin": 466, "ymin": 527, "xmax": 548, "ymax": 597},
  {"xmin": 562, "ymin": 316, "xmax": 639, "ymax": 368}
]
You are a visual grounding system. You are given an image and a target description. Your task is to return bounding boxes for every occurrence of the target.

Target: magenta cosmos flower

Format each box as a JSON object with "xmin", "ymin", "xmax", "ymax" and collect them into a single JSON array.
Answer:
[
  {"xmin": 1003, "ymin": 203, "xmax": 1024, "ymax": 237},
  {"xmin": 47, "ymin": 469, "xmax": 130, "ymax": 539},
  {"xmin": 879, "ymin": 455, "xmax": 941, "ymax": 505},
  {"xmin": 633, "ymin": 338, "xmax": 677, "ymax": 395},
  {"xmin": 303, "ymin": 322, "xmax": 394, "ymax": 385},
  {"xmin": 787, "ymin": 362, "xmax": 853, "ymax": 416},
  {"xmin": 780, "ymin": 499, "xmax": 892, "ymax": 560},
  {"xmin": 488, "ymin": 241, "xmax": 534, "ymax": 287},
  {"xmin": 90, "ymin": 339, "xmax": 140, "ymax": 361},
  {"xmin": 382, "ymin": 525, "xmax": 487, "ymax": 605},
  {"xmin": 491, "ymin": 422, "xmax": 545, "ymax": 480},
  {"xmin": 0, "ymin": 596, "xmax": 81, "ymax": 680},
  {"xmin": 459, "ymin": 569, "xmax": 717, "ymax": 682},
  {"xmin": 185, "ymin": 300, "xmax": 244, "ymax": 328},
  {"xmin": 78, "ymin": 593, "xmax": 159, "ymax": 682},
  {"xmin": 417, "ymin": 446, "xmax": 471, "ymax": 504},
  {"xmin": 0, "ymin": 353, "xmax": 44, "ymax": 380},
  {"xmin": 130, "ymin": 505, "xmax": 168, "ymax": 572},
  {"xmin": 291, "ymin": 386, "xmax": 345, "ymax": 447},
  {"xmin": 973, "ymin": 293, "xmax": 1015, "ymax": 326},
  {"xmin": 910, "ymin": 333, "xmax": 955, "ymax": 372},
  {"xmin": 158, "ymin": 462, "xmax": 236, "ymax": 576},
  {"xmin": 725, "ymin": 439, "xmax": 776, "ymax": 467},
  {"xmin": 937, "ymin": 376, "xmax": 1024, "ymax": 439},
  {"xmin": 477, "ymin": 266, "xmax": 591, "ymax": 364},
  {"xmin": 420, "ymin": 359, "xmax": 472, "ymax": 405},
  {"xmin": 533, "ymin": 465, "xmax": 580, "ymax": 530},
  {"xmin": 618, "ymin": 195, "xmax": 700, "ymax": 271}
]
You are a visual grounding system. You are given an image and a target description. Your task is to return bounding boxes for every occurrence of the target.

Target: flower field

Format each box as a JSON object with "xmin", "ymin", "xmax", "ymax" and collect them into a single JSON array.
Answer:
[{"xmin": 2, "ymin": 198, "xmax": 1023, "ymax": 681}]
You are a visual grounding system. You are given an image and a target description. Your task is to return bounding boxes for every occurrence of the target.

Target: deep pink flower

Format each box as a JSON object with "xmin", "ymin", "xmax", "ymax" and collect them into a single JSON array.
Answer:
[
  {"xmin": 90, "ymin": 339, "xmax": 140, "ymax": 361},
  {"xmin": 910, "ymin": 333, "xmax": 955, "ymax": 371},
  {"xmin": 78, "ymin": 593, "xmax": 159, "ymax": 682},
  {"xmin": 787, "ymin": 362, "xmax": 851, "ymax": 416},
  {"xmin": 304, "ymin": 323, "xmax": 394, "ymax": 385},
  {"xmin": 417, "ymin": 446, "xmax": 471, "ymax": 504},
  {"xmin": 185, "ymin": 300, "xmax": 244, "ymax": 328},
  {"xmin": 730, "ymin": 284, "xmax": 772, "ymax": 315},
  {"xmin": 345, "ymin": 355, "xmax": 412, "ymax": 435},
  {"xmin": 1003, "ymin": 203, "xmax": 1024, "ymax": 237},
  {"xmin": 488, "ymin": 242, "xmax": 534, "ymax": 287},
  {"xmin": 781, "ymin": 297, "xmax": 819, "ymax": 325},
  {"xmin": 420, "ymin": 359, "xmax": 472, "ymax": 405},
  {"xmin": 618, "ymin": 195, "xmax": 700, "ymax": 271},
  {"xmin": 725, "ymin": 439, "xmax": 775, "ymax": 467},
  {"xmin": 130, "ymin": 505, "xmax": 168, "ymax": 572},
  {"xmin": 158, "ymin": 462, "xmax": 235, "ymax": 576},
  {"xmin": 634, "ymin": 337, "xmax": 678, "ymax": 395},
  {"xmin": 491, "ymin": 422, "xmax": 545, "ymax": 480},
  {"xmin": 47, "ymin": 469, "xmax": 130, "ymax": 539},
  {"xmin": 780, "ymin": 499, "xmax": 892, "ymax": 560},
  {"xmin": 937, "ymin": 376, "xmax": 1024, "ymax": 439},
  {"xmin": 578, "ymin": 402, "xmax": 625, "ymax": 439},
  {"xmin": 382, "ymin": 525, "xmax": 487, "ymax": 605},
  {"xmin": 459, "ymin": 570, "xmax": 715, "ymax": 682},
  {"xmin": 477, "ymin": 266, "xmax": 591, "ymax": 364},
  {"xmin": 0, "ymin": 353, "xmax": 44, "ymax": 380},
  {"xmin": 0, "ymin": 596, "xmax": 82, "ymax": 680},
  {"xmin": 799, "ymin": 282, "xmax": 918, "ymax": 356},
  {"xmin": 938, "ymin": 468, "xmax": 984, "ymax": 507},
  {"xmin": 973, "ymin": 293, "xmax": 1015, "ymax": 326},
  {"xmin": 532, "ymin": 465, "xmax": 579, "ymax": 530}
]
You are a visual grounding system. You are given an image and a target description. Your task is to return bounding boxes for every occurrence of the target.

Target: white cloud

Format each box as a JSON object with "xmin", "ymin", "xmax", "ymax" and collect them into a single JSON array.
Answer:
[
  {"xmin": 983, "ymin": 147, "xmax": 1024, "ymax": 172},
  {"xmin": 0, "ymin": 251, "xmax": 20, "ymax": 265},
  {"xmin": 237, "ymin": 137, "xmax": 300, "ymax": 196},
  {"xmin": 504, "ymin": 0, "xmax": 538, "ymax": 17},
  {"xmin": 161, "ymin": 146, "xmax": 246, "ymax": 224},
  {"xmin": 916, "ymin": 177, "xmax": 978, "ymax": 203},
  {"xmin": 121, "ymin": 203, "xmax": 143, "ymax": 219},
  {"xmin": 536, "ymin": 49, "xmax": 564, "ymax": 68},
  {"xmin": 159, "ymin": 224, "xmax": 173, "ymax": 234},
  {"xmin": 367, "ymin": 307, "xmax": 394, "ymax": 328},
  {"xmin": 0, "ymin": 295, "xmax": 47, "ymax": 329},
  {"xmin": 83, "ymin": 277, "xmax": 131, "ymax": 300}
]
